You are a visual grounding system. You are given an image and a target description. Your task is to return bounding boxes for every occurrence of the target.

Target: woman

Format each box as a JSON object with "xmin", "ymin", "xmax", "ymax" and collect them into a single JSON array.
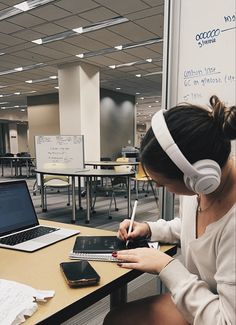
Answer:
[{"xmin": 103, "ymin": 96, "xmax": 236, "ymax": 325}]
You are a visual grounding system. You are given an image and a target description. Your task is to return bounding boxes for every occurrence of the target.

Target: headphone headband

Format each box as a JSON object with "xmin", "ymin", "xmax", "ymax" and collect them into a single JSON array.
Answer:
[
  {"xmin": 151, "ymin": 110, "xmax": 201, "ymax": 179},
  {"xmin": 151, "ymin": 109, "xmax": 221, "ymax": 194}
]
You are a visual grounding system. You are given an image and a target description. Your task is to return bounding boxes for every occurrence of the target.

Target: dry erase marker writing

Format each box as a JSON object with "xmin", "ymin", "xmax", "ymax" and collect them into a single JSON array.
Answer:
[{"xmin": 126, "ymin": 200, "xmax": 138, "ymax": 247}]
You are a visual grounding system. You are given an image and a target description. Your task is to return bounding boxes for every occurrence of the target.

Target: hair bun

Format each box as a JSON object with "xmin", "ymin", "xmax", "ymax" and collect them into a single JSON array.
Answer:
[{"xmin": 209, "ymin": 95, "xmax": 236, "ymax": 140}]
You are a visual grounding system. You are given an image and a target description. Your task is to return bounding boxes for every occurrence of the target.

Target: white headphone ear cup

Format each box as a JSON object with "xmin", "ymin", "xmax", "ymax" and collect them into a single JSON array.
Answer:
[{"xmin": 184, "ymin": 160, "xmax": 221, "ymax": 194}]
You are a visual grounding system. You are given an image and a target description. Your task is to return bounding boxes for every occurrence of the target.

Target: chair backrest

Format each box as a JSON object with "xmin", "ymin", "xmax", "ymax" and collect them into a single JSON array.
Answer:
[
  {"xmin": 43, "ymin": 175, "xmax": 70, "ymax": 185},
  {"xmin": 137, "ymin": 163, "xmax": 147, "ymax": 178},
  {"xmin": 116, "ymin": 157, "xmax": 129, "ymax": 163},
  {"xmin": 115, "ymin": 157, "xmax": 132, "ymax": 173}
]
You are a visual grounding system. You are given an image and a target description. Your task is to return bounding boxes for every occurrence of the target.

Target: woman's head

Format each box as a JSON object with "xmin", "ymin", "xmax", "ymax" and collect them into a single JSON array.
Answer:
[{"xmin": 140, "ymin": 96, "xmax": 236, "ymax": 187}]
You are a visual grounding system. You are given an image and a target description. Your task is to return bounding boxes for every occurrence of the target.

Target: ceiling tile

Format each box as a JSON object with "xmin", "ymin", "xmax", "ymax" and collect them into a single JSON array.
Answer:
[
  {"xmin": 85, "ymin": 29, "xmax": 130, "ymax": 47},
  {"xmin": 55, "ymin": 0, "xmax": 99, "ymax": 14},
  {"xmin": 11, "ymin": 29, "xmax": 45, "ymax": 41},
  {"xmin": 30, "ymin": 5, "xmax": 71, "ymax": 21},
  {"xmin": 0, "ymin": 21, "xmax": 24, "ymax": 34},
  {"xmin": 79, "ymin": 6, "xmax": 117, "ymax": 22},
  {"xmin": 32, "ymin": 22, "xmax": 67, "ymax": 35},
  {"xmin": 109, "ymin": 22, "xmax": 157, "ymax": 42},
  {"xmin": 95, "ymin": 0, "xmax": 150, "ymax": 15},
  {"xmin": 136, "ymin": 14, "xmax": 164, "ymax": 37},
  {"xmin": 53, "ymin": 15, "xmax": 89, "ymax": 29},
  {"xmin": 27, "ymin": 45, "xmax": 69, "ymax": 60},
  {"xmin": 7, "ymin": 13, "xmax": 46, "ymax": 28},
  {"xmin": 0, "ymin": 32, "xmax": 24, "ymax": 46}
]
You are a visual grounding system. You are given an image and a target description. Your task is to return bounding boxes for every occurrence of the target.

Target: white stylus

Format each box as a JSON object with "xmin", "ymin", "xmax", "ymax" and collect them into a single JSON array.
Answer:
[{"xmin": 126, "ymin": 199, "xmax": 138, "ymax": 247}]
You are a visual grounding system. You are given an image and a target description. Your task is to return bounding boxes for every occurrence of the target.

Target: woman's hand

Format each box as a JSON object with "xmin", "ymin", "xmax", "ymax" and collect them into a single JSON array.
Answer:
[
  {"xmin": 115, "ymin": 248, "xmax": 174, "ymax": 274},
  {"xmin": 118, "ymin": 220, "xmax": 151, "ymax": 241}
]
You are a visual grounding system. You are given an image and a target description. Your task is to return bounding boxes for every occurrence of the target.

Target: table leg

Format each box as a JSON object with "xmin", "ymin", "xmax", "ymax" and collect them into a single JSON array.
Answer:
[
  {"xmin": 10, "ymin": 160, "xmax": 13, "ymax": 177},
  {"xmin": 110, "ymin": 285, "xmax": 127, "ymax": 308},
  {"xmin": 127, "ymin": 176, "xmax": 131, "ymax": 218},
  {"xmin": 78, "ymin": 176, "xmax": 83, "ymax": 210},
  {"xmin": 71, "ymin": 176, "xmax": 76, "ymax": 223},
  {"xmin": 26, "ymin": 160, "xmax": 29, "ymax": 178},
  {"xmin": 85, "ymin": 176, "xmax": 91, "ymax": 223},
  {"xmin": 40, "ymin": 173, "xmax": 47, "ymax": 212}
]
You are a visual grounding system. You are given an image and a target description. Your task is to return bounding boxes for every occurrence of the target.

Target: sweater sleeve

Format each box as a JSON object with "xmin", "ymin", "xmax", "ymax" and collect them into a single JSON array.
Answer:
[
  {"xmin": 159, "ymin": 215, "xmax": 236, "ymax": 325},
  {"xmin": 146, "ymin": 217, "xmax": 181, "ymax": 243}
]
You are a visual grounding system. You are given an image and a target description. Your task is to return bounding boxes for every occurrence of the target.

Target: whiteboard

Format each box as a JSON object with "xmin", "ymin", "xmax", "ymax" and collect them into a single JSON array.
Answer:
[
  {"xmin": 169, "ymin": 0, "xmax": 236, "ymax": 154},
  {"xmin": 35, "ymin": 135, "xmax": 85, "ymax": 169},
  {"xmin": 177, "ymin": 0, "xmax": 235, "ymax": 106}
]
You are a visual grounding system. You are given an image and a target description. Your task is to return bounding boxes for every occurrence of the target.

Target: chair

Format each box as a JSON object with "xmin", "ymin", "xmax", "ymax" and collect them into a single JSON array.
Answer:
[
  {"xmin": 132, "ymin": 163, "xmax": 158, "ymax": 201},
  {"xmin": 91, "ymin": 158, "xmax": 133, "ymax": 219},
  {"xmin": 43, "ymin": 175, "xmax": 71, "ymax": 211}
]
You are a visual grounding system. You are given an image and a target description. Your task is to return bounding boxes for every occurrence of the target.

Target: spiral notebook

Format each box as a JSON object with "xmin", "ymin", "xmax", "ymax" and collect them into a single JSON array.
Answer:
[{"xmin": 69, "ymin": 236, "xmax": 159, "ymax": 262}]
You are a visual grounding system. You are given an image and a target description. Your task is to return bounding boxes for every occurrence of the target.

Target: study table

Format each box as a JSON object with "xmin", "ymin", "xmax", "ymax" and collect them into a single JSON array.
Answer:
[
  {"xmin": 85, "ymin": 160, "xmax": 139, "ymax": 168},
  {"xmin": 35, "ymin": 168, "xmax": 135, "ymax": 223},
  {"xmin": 0, "ymin": 220, "xmax": 177, "ymax": 325},
  {"xmin": 0, "ymin": 156, "xmax": 36, "ymax": 178}
]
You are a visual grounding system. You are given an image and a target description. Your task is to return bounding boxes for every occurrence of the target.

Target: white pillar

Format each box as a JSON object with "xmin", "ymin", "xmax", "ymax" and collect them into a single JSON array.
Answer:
[
  {"xmin": 9, "ymin": 122, "xmax": 18, "ymax": 154},
  {"xmin": 58, "ymin": 63, "xmax": 100, "ymax": 162}
]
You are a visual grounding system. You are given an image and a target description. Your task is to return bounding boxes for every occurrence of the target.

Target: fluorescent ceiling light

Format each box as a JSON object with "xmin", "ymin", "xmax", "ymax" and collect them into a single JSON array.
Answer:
[
  {"xmin": 135, "ymin": 74, "xmax": 142, "ymax": 78},
  {"xmin": 32, "ymin": 16, "xmax": 128, "ymax": 45},
  {"xmin": 114, "ymin": 45, "xmax": 123, "ymax": 50},
  {"xmin": 14, "ymin": 92, "xmax": 20, "ymax": 95},
  {"xmin": 143, "ymin": 71, "xmax": 162, "ymax": 76},
  {"xmin": 76, "ymin": 53, "xmax": 84, "ymax": 59},
  {"xmin": 14, "ymin": 2, "xmax": 30, "ymax": 11},
  {"xmin": 25, "ymin": 76, "xmax": 57, "ymax": 84},
  {"xmin": 0, "ymin": 102, "xmax": 8, "ymax": 104},
  {"xmin": 0, "ymin": 53, "xmax": 5, "ymax": 56},
  {"xmin": 32, "ymin": 39, "xmax": 43, "ymax": 45},
  {"xmin": 14, "ymin": 67, "xmax": 23, "ymax": 72},
  {"xmin": 76, "ymin": 38, "xmax": 162, "ymax": 60},
  {"xmin": 0, "ymin": 0, "xmax": 56, "ymax": 21},
  {"xmin": 73, "ymin": 27, "xmax": 83, "ymax": 34},
  {"xmin": 0, "ymin": 63, "xmax": 45, "ymax": 76}
]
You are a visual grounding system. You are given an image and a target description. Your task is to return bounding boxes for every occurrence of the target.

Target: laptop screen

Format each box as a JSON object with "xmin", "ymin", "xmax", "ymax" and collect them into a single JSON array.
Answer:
[{"xmin": 0, "ymin": 181, "xmax": 39, "ymax": 236}]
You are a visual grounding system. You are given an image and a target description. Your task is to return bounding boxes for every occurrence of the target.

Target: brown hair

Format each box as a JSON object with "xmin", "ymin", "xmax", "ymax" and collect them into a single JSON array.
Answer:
[{"xmin": 140, "ymin": 96, "xmax": 236, "ymax": 179}]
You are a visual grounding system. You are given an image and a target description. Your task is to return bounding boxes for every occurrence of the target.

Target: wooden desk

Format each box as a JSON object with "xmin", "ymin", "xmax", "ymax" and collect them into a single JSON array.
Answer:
[
  {"xmin": 35, "ymin": 168, "xmax": 135, "ymax": 223},
  {"xmin": 0, "ymin": 220, "xmax": 177, "ymax": 325}
]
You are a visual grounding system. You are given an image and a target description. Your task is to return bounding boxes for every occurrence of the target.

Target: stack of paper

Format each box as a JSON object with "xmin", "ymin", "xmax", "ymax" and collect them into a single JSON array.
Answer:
[{"xmin": 0, "ymin": 279, "xmax": 54, "ymax": 325}]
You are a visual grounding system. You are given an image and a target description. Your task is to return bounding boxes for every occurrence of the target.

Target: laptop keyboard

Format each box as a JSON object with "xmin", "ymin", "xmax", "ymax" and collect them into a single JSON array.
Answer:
[{"xmin": 0, "ymin": 226, "xmax": 59, "ymax": 246}]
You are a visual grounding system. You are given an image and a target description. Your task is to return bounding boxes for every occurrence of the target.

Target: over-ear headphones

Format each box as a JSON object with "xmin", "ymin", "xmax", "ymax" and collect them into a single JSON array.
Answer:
[{"xmin": 151, "ymin": 110, "xmax": 221, "ymax": 194}]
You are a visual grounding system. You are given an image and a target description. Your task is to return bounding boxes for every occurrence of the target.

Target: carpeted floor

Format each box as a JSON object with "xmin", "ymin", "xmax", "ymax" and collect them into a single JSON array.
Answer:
[{"xmin": 0, "ymin": 169, "xmax": 179, "ymax": 325}]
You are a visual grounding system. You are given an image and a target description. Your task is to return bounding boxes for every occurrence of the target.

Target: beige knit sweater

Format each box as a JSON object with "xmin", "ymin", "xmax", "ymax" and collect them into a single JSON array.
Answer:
[{"xmin": 147, "ymin": 196, "xmax": 236, "ymax": 325}]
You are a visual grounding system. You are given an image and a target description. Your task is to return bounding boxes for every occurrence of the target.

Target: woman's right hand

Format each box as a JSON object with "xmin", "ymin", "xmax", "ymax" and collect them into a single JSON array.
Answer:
[{"xmin": 118, "ymin": 219, "xmax": 151, "ymax": 242}]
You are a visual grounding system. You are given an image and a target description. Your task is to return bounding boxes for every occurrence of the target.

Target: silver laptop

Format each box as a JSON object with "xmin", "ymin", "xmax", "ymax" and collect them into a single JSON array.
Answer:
[{"xmin": 0, "ymin": 180, "xmax": 80, "ymax": 252}]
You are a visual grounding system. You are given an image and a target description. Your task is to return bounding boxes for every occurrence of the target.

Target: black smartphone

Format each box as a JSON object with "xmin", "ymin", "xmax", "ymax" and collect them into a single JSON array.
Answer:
[{"xmin": 60, "ymin": 261, "xmax": 100, "ymax": 287}]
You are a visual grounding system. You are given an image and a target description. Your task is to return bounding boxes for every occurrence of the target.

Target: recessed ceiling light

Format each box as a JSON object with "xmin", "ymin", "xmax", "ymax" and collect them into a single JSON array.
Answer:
[
  {"xmin": 76, "ymin": 53, "xmax": 84, "ymax": 59},
  {"xmin": 148, "ymin": 105, "xmax": 152, "ymax": 108},
  {"xmin": 54, "ymin": 86, "xmax": 59, "ymax": 89},
  {"xmin": 114, "ymin": 45, "xmax": 123, "ymax": 50},
  {"xmin": 116, "ymin": 87, "xmax": 121, "ymax": 90},
  {"xmin": 14, "ymin": 105, "xmax": 19, "ymax": 108},
  {"xmin": 135, "ymin": 74, "xmax": 142, "ymax": 78},
  {"xmin": 25, "ymin": 80, "xmax": 33, "ymax": 83},
  {"xmin": 108, "ymin": 65, "xmax": 116, "ymax": 69},
  {"xmin": 136, "ymin": 92, "xmax": 140, "ymax": 95},
  {"xmin": 50, "ymin": 75, "xmax": 57, "ymax": 79},
  {"xmin": 20, "ymin": 109, "xmax": 26, "ymax": 112},
  {"xmin": 14, "ymin": 67, "xmax": 23, "ymax": 72},
  {"xmin": 14, "ymin": 92, "xmax": 20, "ymax": 95},
  {"xmin": 146, "ymin": 58, "xmax": 153, "ymax": 63}
]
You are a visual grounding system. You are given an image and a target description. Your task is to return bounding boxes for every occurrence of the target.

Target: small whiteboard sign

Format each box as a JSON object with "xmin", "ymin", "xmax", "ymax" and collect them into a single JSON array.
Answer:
[{"xmin": 35, "ymin": 135, "xmax": 84, "ymax": 170}]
